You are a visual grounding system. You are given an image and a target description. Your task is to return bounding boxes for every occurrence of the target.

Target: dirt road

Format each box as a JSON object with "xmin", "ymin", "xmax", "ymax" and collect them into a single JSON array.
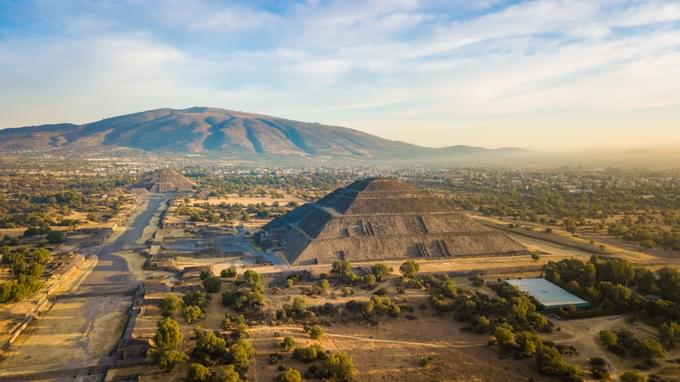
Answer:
[{"xmin": 0, "ymin": 193, "xmax": 169, "ymax": 377}]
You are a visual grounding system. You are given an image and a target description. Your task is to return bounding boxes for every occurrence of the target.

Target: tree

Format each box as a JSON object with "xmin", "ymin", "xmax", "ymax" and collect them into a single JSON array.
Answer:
[
  {"xmin": 399, "ymin": 260, "xmax": 420, "ymax": 278},
  {"xmin": 620, "ymin": 370, "xmax": 648, "ymax": 382},
  {"xmin": 160, "ymin": 294, "xmax": 182, "ymax": 317},
  {"xmin": 192, "ymin": 328, "xmax": 227, "ymax": 365},
  {"xmin": 157, "ymin": 349, "xmax": 188, "ymax": 371},
  {"xmin": 212, "ymin": 365, "xmax": 243, "ymax": 382},
  {"xmin": 46, "ymin": 230, "xmax": 65, "ymax": 244},
  {"xmin": 230, "ymin": 339, "xmax": 253, "ymax": 373},
  {"xmin": 331, "ymin": 260, "xmax": 357, "ymax": 283},
  {"xmin": 187, "ymin": 363, "xmax": 211, "ymax": 382},
  {"xmin": 221, "ymin": 266, "xmax": 238, "ymax": 278},
  {"xmin": 203, "ymin": 276, "xmax": 222, "ymax": 293},
  {"xmin": 494, "ymin": 323, "xmax": 516, "ymax": 350},
  {"xmin": 309, "ymin": 324, "xmax": 324, "ymax": 339},
  {"xmin": 370, "ymin": 264, "xmax": 392, "ymax": 281},
  {"xmin": 321, "ymin": 352, "xmax": 355, "ymax": 381},
  {"xmin": 318, "ymin": 278, "xmax": 330, "ymax": 290},
  {"xmin": 182, "ymin": 305, "xmax": 205, "ymax": 324},
  {"xmin": 32, "ymin": 248, "xmax": 51, "ymax": 264},
  {"xmin": 636, "ymin": 339, "xmax": 666, "ymax": 365},
  {"xmin": 154, "ymin": 317, "xmax": 183, "ymax": 351},
  {"xmin": 277, "ymin": 368, "xmax": 303, "ymax": 382},
  {"xmin": 280, "ymin": 336, "xmax": 296, "ymax": 352}
]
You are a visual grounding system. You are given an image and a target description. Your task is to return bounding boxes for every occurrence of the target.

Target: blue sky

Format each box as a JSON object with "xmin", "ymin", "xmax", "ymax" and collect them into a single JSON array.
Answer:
[{"xmin": 1, "ymin": 0, "xmax": 679, "ymax": 150}]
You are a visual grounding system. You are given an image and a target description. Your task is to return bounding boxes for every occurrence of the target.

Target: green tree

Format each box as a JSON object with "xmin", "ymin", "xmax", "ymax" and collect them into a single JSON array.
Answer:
[
  {"xmin": 370, "ymin": 264, "xmax": 392, "ymax": 281},
  {"xmin": 331, "ymin": 260, "xmax": 357, "ymax": 283},
  {"xmin": 182, "ymin": 305, "xmax": 205, "ymax": 324},
  {"xmin": 46, "ymin": 230, "xmax": 65, "ymax": 244},
  {"xmin": 160, "ymin": 294, "xmax": 182, "ymax": 317},
  {"xmin": 280, "ymin": 336, "xmax": 296, "ymax": 352},
  {"xmin": 157, "ymin": 349, "xmax": 188, "ymax": 371},
  {"xmin": 494, "ymin": 323, "xmax": 516, "ymax": 350},
  {"xmin": 321, "ymin": 352, "xmax": 355, "ymax": 381},
  {"xmin": 187, "ymin": 363, "xmax": 211, "ymax": 382},
  {"xmin": 309, "ymin": 324, "xmax": 324, "ymax": 339},
  {"xmin": 203, "ymin": 276, "xmax": 222, "ymax": 293},
  {"xmin": 221, "ymin": 266, "xmax": 238, "ymax": 278},
  {"xmin": 399, "ymin": 260, "xmax": 420, "ymax": 278},
  {"xmin": 277, "ymin": 368, "xmax": 303, "ymax": 382},
  {"xmin": 154, "ymin": 317, "xmax": 183, "ymax": 351},
  {"xmin": 620, "ymin": 370, "xmax": 648, "ymax": 382},
  {"xmin": 212, "ymin": 365, "xmax": 243, "ymax": 382}
]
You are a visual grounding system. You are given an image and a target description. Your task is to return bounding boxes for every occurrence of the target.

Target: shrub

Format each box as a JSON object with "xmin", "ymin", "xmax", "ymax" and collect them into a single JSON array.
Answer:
[
  {"xmin": 621, "ymin": 370, "xmax": 648, "ymax": 382},
  {"xmin": 187, "ymin": 363, "xmax": 211, "ymax": 382},
  {"xmin": 309, "ymin": 324, "xmax": 324, "ymax": 339},
  {"xmin": 293, "ymin": 344, "xmax": 324, "ymax": 362},
  {"xmin": 46, "ymin": 230, "xmax": 65, "ymax": 244},
  {"xmin": 319, "ymin": 352, "xmax": 355, "ymax": 381},
  {"xmin": 203, "ymin": 276, "xmax": 222, "ymax": 293},
  {"xmin": 399, "ymin": 261, "xmax": 420, "ymax": 278},
  {"xmin": 277, "ymin": 368, "xmax": 303, "ymax": 382},
  {"xmin": 280, "ymin": 336, "xmax": 296, "ymax": 352},
  {"xmin": 221, "ymin": 266, "xmax": 237, "ymax": 278},
  {"xmin": 160, "ymin": 294, "xmax": 182, "ymax": 317},
  {"xmin": 182, "ymin": 305, "xmax": 205, "ymax": 324},
  {"xmin": 212, "ymin": 365, "xmax": 242, "ymax": 382}
]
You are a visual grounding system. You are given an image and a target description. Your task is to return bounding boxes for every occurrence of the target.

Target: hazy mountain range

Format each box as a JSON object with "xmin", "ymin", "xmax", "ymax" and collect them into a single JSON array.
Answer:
[{"xmin": 0, "ymin": 107, "xmax": 526, "ymax": 161}]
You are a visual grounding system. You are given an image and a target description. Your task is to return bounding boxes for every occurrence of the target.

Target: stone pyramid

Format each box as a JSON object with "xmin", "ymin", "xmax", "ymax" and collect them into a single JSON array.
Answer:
[
  {"xmin": 261, "ymin": 177, "xmax": 525, "ymax": 265},
  {"xmin": 130, "ymin": 168, "xmax": 195, "ymax": 193}
]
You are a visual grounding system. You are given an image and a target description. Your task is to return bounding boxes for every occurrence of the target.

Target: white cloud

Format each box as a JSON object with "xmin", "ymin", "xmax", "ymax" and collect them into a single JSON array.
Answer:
[{"xmin": 1, "ymin": 0, "xmax": 680, "ymax": 149}]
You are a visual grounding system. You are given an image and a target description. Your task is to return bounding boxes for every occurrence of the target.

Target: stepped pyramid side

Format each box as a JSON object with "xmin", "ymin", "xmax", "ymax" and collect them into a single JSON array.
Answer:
[{"xmin": 262, "ymin": 178, "xmax": 525, "ymax": 265}]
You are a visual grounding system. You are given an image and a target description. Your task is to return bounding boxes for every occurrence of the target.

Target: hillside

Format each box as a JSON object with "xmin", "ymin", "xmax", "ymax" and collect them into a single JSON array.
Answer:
[{"xmin": 0, "ymin": 107, "xmax": 526, "ymax": 160}]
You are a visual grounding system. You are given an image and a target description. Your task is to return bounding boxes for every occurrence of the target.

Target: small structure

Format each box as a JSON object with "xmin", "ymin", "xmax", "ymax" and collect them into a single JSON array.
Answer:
[{"xmin": 506, "ymin": 278, "xmax": 589, "ymax": 310}]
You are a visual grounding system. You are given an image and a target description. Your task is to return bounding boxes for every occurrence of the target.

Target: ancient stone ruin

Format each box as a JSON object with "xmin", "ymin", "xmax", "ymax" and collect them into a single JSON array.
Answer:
[
  {"xmin": 130, "ymin": 168, "xmax": 195, "ymax": 193},
  {"xmin": 261, "ymin": 177, "xmax": 525, "ymax": 265}
]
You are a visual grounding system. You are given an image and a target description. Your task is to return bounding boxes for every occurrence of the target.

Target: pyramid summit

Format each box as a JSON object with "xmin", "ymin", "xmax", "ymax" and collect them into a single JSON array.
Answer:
[{"xmin": 261, "ymin": 177, "xmax": 525, "ymax": 265}]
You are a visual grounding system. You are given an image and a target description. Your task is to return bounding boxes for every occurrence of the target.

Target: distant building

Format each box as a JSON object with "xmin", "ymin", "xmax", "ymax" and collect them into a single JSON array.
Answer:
[{"xmin": 506, "ymin": 278, "xmax": 589, "ymax": 310}]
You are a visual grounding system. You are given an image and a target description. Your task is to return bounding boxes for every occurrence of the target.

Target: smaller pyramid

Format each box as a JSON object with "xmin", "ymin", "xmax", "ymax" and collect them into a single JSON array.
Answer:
[{"xmin": 131, "ymin": 169, "xmax": 195, "ymax": 193}]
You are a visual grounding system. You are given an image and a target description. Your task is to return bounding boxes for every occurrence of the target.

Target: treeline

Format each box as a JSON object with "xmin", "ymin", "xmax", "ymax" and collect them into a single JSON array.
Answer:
[
  {"xmin": 0, "ymin": 246, "xmax": 51, "ymax": 303},
  {"xmin": 0, "ymin": 172, "xmax": 134, "ymax": 228},
  {"xmin": 411, "ymin": 168, "xmax": 680, "ymax": 251},
  {"xmin": 545, "ymin": 256, "xmax": 680, "ymax": 372}
]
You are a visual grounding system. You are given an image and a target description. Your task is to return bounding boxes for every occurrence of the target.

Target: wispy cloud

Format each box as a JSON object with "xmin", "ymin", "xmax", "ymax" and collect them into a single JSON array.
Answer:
[{"xmin": 0, "ymin": 0, "xmax": 679, "ymax": 149}]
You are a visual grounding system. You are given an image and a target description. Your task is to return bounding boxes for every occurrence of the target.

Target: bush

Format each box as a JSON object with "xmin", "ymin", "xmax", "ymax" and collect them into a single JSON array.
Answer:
[
  {"xmin": 280, "ymin": 336, "xmax": 296, "ymax": 352},
  {"xmin": 160, "ymin": 294, "xmax": 182, "ymax": 317},
  {"xmin": 309, "ymin": 324, "xmax": 324, "ymax": 339},
  {"xmin": 277, "ymin": 368, "xmax": 303, "ymax": 382},
  {"xmin": 371, "ymin": 264, "xmax": 393, "ymax": 281},
  {"xmin": 157, "ymin": 349, "xmax": 188, "ymax": 371},
  {"xmin": 182, "ymin": 305, "xmax": 205, "ymax": 324},
  {"xmin": 399, "ymin": 261, "xmax": 419, "ymax": 278},
  {"xmin": 621, "ymin": 370, "xmax": 648, "ymax": 382},
  {"xmin": 221, "ymin": 266, "xmax": 237, "ymax": 278},
  {"xmin": 293, "ymin": 344, "xmax": 325, "ymax": 362},
  {"xmin": 46, "ymin": 230, "xmax": 65, "ymax": 244},
  {"xmin": 187, "ymin": 363, "xmax": 211, "ymax": 382},
  {"xmin": 203, "ymin": 276, "xmax": 222, "ymax": 293},
  {"xmin": 319, "ymin": 352, "xmax": 355, "ymax": 381},
  {"xmin": 212, "ymin": 365, "xmax": 242, "ymax": 382}
]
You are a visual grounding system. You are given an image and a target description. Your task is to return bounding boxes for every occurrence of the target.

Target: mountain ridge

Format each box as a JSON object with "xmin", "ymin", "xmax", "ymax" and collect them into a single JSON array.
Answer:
[{"xmin": 0, "ymin": 107, "xmax": 528, "ymax": 160}]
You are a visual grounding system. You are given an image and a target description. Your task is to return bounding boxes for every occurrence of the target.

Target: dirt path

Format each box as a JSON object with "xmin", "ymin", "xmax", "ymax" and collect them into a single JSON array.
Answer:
[
  {"xmin": 0, "ymin": 194, "xmax": 168, "ymax": 376},
  {"xmin": 249, "ymin": 325, "xmax": 486, "ymax": 349}
]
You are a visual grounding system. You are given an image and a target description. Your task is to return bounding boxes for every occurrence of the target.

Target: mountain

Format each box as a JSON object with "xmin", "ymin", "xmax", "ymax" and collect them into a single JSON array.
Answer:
[{"xmin": 0, "ymin": 107, "xmax": 527, "ymax": 160}]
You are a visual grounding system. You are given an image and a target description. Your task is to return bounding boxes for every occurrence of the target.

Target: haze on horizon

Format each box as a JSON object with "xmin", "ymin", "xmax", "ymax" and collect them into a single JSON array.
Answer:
[{"xmin": 1, "ymin": 0, "xmax": 679, "ymax": 151}]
